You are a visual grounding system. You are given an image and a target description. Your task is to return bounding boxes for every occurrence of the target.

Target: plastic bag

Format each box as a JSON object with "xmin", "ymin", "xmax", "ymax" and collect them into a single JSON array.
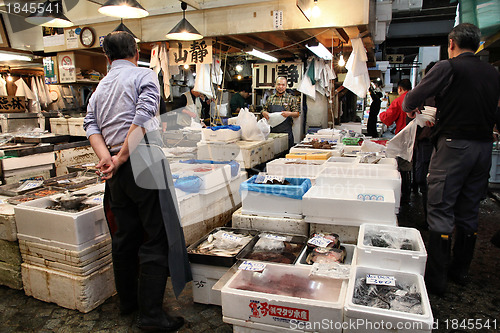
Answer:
[
  {"xmin": 236, "ymin": 108, "xmax": 265, "ymax": 141},
  {"xmin": 386, "ymin": 120, "xmax": 417, "ymax": 162},
  {"xmin": 257, "ymin": 118, "xmax": 271, "ymax": 139},
  {"xmin": 361, "ymin": 139, "xmax": 385, "ymax": 153}
]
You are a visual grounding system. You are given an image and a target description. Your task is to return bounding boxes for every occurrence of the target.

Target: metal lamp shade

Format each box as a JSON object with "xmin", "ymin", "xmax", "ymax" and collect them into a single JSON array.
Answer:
[
  {"xmin": 98, "ymin": 0, "xmax": 149, "ymax": 19},
  {"xmin": 113, "ymin": 22, "xmax": 141, "ymax": 43},
  {"xmin": 166, "ymin": 18, "xmax": 203, "ymax": 41},
  {"xmin": 25, "ymin": 0, "xmax": 73, "ymax": 27}
]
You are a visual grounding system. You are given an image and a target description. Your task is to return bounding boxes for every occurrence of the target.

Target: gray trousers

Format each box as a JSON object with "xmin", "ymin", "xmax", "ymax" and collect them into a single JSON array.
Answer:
[{"xmin": 427, "ymin": 137, "xmax": 492, "ymax": 234}]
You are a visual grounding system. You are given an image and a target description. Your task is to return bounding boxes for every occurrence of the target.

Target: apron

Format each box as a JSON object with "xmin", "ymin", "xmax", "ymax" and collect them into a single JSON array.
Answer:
[
  {"xmin": 104, "ymin": 131, "xmax": 192, "ymax": 298},
  {"xmin": 269, "ymin": 104, "xmax": 294, "ymax": 149},
  {"xmin": 177, "ymin": 91, "xmax": 201, "ymax": 127}
]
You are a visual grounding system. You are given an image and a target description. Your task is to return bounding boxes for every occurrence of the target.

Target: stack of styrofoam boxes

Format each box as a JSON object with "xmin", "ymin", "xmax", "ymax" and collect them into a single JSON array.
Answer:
[
  {"xmin": 14, "ymin": 184, "xmax": 115, "ymax": 313},
  {"xmin": 222, "ymin": 263, "xmax": 347, "ymax": 332},
  {"xmin": 0, "ymin": 199, "xmax": 22, "ymax": 290},
  {"xmin": 268, "ymin": 133, "xmax": 289, "ymax": 156},
  {"xmin": 171, "ymin": 161, "xmax": 248, "ymax": 246},
  {"xmin": 341, "ymin": 224, "xmax": 432, "ymax": 332},
  {"xmin": 49, "ymin": 117, "xmax": 70, "ymax": 135},
  {"xmin": 197, "ymin": 140, "xmax": 265, "ymax": 169},
  {"xmin": 0, "ymin": 152, "xmax": 55, "ymax": 185},
  {"xmin": 266, "ymin": 158, "xmax": 327, "ymax": 184},
  {"xmin": 201, "ymin": 127, "xmax": 241, "ymax": 143},
  {"xmin": 67, "ymin": 117, "xmax": 87, "ymax": 137},
  {"xmin": 326, "ymin": 156, "xmax": 398, "ymax": 169}
]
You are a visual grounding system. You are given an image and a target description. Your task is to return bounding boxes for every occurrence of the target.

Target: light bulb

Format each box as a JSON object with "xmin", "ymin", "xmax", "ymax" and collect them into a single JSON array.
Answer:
[
  {"xmin": 7, "ymin": 74, "xmax": 13, "ymax": 82},
  {"xmin": 312, "ymin": 3, "xmax": 320, "ymax": 17},
  {"xmin": 237, "ymin": 75, "xmax": 242, "ymax": 80},
  {"xmin": 183, "ymin": 64, "xmax": 189, "ymax": 69},
  {"xmin": 235, "ymin": 64, "xmax": 243, "ymax": 72},
  {"xmin": 338, "ymin": 55, "xmax": 345, "ymax": 67}
]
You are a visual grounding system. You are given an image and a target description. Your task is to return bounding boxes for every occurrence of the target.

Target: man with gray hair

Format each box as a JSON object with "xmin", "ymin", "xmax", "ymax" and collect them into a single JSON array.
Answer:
[
  {"xmin": 262, "ymin": 76, "xmax": 300, "ymax": 149},
  {"xmin": 403, "ymin": 23, "xmax": 500, "ymax": 295},
  {"xmin": 84, "ymin": 31, "xmax": 191, "ymax": 331}
]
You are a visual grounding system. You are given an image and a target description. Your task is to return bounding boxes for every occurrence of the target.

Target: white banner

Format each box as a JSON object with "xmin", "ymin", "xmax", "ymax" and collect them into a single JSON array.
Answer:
[
  {"xmin": 168, "ymin": 38, "xmax": 212, "ymax": 66},
  {"xmin": 252, "ymin": 62, "xmax": 303, "ymax": 89}
]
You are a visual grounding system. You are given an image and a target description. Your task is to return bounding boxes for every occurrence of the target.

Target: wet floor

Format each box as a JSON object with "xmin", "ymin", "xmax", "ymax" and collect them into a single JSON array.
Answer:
[{"xmin": 1, "ymin": 186, "xmax": 499, "ymax": 332}]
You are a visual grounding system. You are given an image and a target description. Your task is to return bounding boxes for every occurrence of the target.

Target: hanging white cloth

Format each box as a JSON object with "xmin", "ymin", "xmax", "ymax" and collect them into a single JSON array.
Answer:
[
  {"xmin": 42, "ymin": 76, "xmax": 52, "ymax": 103},
  {"xmin": 159, "ymin": 42, "xmax": 171, "ymax": 99},
  {"xmin": 30, "ymin": 77, "xmax": 42, "ymax": 112},
  {"xmin": 193, "ymin": 63, "xmax": 212, "ymax": 98},
  {"xmin": 0, "ymin": 75, "xmax": 7, "ymax": 96},
  {"xmin": 35, "ymin": 76, "xmax": 47, "ymax": 107},
  {"xmin": 150, "ymin": 44, "xmax": 161, "ymax": 74},
  {"xmin": 298, "ymin": 58, "xmax": 316, "ymax": 100},
  {"xmin": 211, "ymin": 56, "xmax": 223, "ymax": 85},
  {"xmin": 343, "ymin": 38, "xmax": 370, "ymax": 98},
  {"xmin": 15, "ymin": 78, "xmax": 36, "ymax": 99}
]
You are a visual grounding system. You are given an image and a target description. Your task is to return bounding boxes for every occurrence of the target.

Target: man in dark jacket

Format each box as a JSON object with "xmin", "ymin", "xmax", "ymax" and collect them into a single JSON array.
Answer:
[{"xmin": 403, "ymin": 23, "xmax": 500, "ymax": 295}]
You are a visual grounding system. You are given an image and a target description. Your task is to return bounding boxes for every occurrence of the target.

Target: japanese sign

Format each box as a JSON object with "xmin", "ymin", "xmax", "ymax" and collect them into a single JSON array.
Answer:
[
  {"xmin": 386, "ymin": 54, "xmax": 404, "ymax": 63},
  {"xmin": 43, "ymin": 57, "xmax": 58, "ymax": 84},
  {"xmin": 57, "ymin": 52, "xmax": 76, "ymax": 83},
  {"xmin": 249, "ymin": 300, "xmax": 309, "ymax": 321},
  {"xmin": 252, "ymin": 62, "xmax": 303, "ymax": 89},
  {"xmin": 0, "ymin": 96, "xmax": 27, "ymax": 113},
  {"xmin": 168, "ymin": 38, "xmax": 213, "ymax": 66},
  {"xmin": 65, "ymin": 28, "xmax": 78, "ymax": 49}
]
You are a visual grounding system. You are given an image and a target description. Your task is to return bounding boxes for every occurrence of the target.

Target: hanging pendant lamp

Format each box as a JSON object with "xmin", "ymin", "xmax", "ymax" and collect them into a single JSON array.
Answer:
[
  {"xmin": 25, "ymin": 0, "xmax": 73, "ymax": 28},
  {"xmin": 98, "ymin": 0, "xmax": 149, "ymax": 19},
  {"xmin": 113, "ymin": 19, "xmax": 141, "ymax": 43},
  {"xmin": 166, "ymin": 1, "xmax": 203, "ymax": 41}
]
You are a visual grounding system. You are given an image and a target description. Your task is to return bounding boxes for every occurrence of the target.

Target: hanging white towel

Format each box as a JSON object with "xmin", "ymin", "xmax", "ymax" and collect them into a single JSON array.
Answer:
[
  {"xmin": 0, "ymin": 76, "xmax": 7, "ymax": 97},
  {"xmin": 30, "ymin": 77, "xmax": 42, "ymax": 111},
  {"xmin": 343, "ymin": 38, "xmax": 370, "ymax": 98},
  {"xmin": 298, "ymin": 59, "xmax": 316, "ymax": 100},
  {"xmin": 15, "ymin": 78, "xmax": 36, "ymax": 99},
  {"xmin": 43, "ymin": 76, "xmax": 52, "ymax": 103},
  {"xmin": 35, "ymin": 76, "xmax": 47, "ymax": 106},
  {"xmin": 159, "ymin": 42, "xmax": 171, "ymax": 99},
  {"xmin": 39, "ymin": 76, "xmax": 51, "ymax": 105},
  {"xmin": 193, "ymin": 64, "xmax": 213, "ymax": 98},
  {"xmin": 211, "ymin": 56, "xmax": 223, "ymax": 85},
  {"xmin": 150, "ymin": 44, "xmax": 161, "ymax": 74}
]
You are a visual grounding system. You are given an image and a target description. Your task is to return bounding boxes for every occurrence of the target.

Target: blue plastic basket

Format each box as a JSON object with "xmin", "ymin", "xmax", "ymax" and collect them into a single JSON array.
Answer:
[{"xmin": 239, "ymin": 176, "xmax": 312, "ymax": 200}]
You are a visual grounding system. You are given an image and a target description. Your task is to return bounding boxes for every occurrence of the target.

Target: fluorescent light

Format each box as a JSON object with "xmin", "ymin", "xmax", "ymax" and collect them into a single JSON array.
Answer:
[
  {"xmin": 246, "ymin": 49, "xmax": 278, "ymax": 62},
  {"xmin": 137, "ymin": 60, "xmax": 150, "ymax": 67},
  {"xmin": 0, "ymin": 52, "xmax": 32, "ymax": 62},
  {"xmin": 306, "ymin": 43, "xmax": 332, "ymax": 60}
]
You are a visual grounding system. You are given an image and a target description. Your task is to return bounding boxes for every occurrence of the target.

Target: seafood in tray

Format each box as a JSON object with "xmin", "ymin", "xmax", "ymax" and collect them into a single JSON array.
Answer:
[
  {"xmin": 188, "ymin": 228, "xmax": 257, "ymax": 267},
  {"xmin": 237, "ymin": 233, "xmax": 306, "ymax": 265},
  {"xmin": 305, "ymin": 233, "xmax": 347, "ymax": 265}
]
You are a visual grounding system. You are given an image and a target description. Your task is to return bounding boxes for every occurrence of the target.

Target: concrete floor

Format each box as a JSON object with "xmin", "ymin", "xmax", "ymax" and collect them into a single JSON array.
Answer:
[{"xmin": 1, "ymin": 186, "xmax": 499, "ymax": 332}]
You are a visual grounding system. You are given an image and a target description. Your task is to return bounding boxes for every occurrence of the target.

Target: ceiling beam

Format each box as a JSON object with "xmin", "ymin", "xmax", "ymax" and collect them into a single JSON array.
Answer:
[
  {"xmin": 180, "ymin": 0, "xmax": 201, "ymax": 10},
  {"xmin": 336, "ymin": 28, "xmax": 350, "ymax": 43}
]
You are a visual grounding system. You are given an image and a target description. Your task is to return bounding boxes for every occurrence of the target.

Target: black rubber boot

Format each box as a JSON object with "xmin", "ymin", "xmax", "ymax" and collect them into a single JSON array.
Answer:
[
  {"xmin": 136, "ymin": 263, "xmax": 184, "ymax": 332},
  {"xmin": 113, "ymin": 258, "xmax": 139, "ymax": 315},
  {"xmin": 425, "ymin": 231, "xmax": 451, "ymax": 296},
  {"xmin": 400, "ymin": 171, "xmax": 412, "ymax": 203},
  {"xmin": 449, "ymin": 229, "xmax": 477, "ymax": 286}
]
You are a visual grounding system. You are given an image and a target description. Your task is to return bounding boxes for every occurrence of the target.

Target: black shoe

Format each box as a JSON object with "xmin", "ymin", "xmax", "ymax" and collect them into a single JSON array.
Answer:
[
  {"xmin": 449, "ymin": 229, "xmax": 476, "ymax": 286},
  {"xmin": 120, "ymin": 302, "xmax": 139, "ymax": 315},
  {"xmin": 137, "ymin": 313, "xmax": 184, "ymax": 332},
  {"xmin": 425, "ymin": 231, "xmax": 451, "ymax": 296}
]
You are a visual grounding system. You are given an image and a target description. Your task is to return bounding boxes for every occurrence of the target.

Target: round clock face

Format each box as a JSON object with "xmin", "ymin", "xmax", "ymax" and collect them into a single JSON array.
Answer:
[{"xmin": 80, "ymin": 27, "xmax": 95, "ymax": 47}]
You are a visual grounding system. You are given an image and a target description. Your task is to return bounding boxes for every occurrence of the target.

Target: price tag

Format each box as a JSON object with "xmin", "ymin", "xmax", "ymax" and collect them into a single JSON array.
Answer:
[
  {"xmin": 263, "ymin": 234, "xmax": 287, "ymax": 242},
  {"xmin": 57, "ymin": 179, "xmax": 71, "ymax": 184},
  {"xmin": 264, "ymin": 175, "xmax": 285, "ymax": 183},
  {"xmin": 91, "ymin": 197, "xmax": 103, "ymax": 203},
  {"xmin": 366, "ymin": 274, "xmax": 396, "ymax": 286},
  {"xmin": 238, "ymin": 261, "xmax": 266, "ymax": 272},
  {"xmin": 307, "ymin": 236, "xmax": 333, "ymax": 248},
  {"xmin": 17, "ymin": 180, "xmax": 43, "ymax": 192},
  {"xmin": 221, "ymin": 232, "xmax": 242, "ymax": 242}
]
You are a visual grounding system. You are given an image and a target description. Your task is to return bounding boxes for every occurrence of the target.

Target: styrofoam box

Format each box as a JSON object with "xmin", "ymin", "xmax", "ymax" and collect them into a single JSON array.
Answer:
[
  {"xmin": 15, "ymin": 184, "xmax": 109, "ymax": 250},
  {"xmin": 227, "ymin": 316, "xmax": 307, "ymax": 332},
  {"xmin": 261, "ymin": 139, "xmax": 275, "ymax": 163},
  {"xmin": 295, "ymin": 243, "xmax": 357, "ymax": 269},
  {"xmin": 49, "ymin": 117, "xmax": 70, "ymax": 135},
  {"xmin": 1, "ymin": 152, "xmax": 55, "ymax": 178},
  {"xmin": 23, "ymin": 252, "xmax": 111, "ymax": 276},
  {"xmin": 22, "ymin": 262, "xmax": 115, "ymax": 313},
  {"xmin": 221, "ymin": 263, "xmax": 347, "ymax": 333},
  {"xmin": 266, "ymin": 158, "xmax": 326, "ymax": 179},
  {"xmin": 344, "ymin": 266, "xmax": 433, "ymax": 333},
  {"xmin": 304, "ymin": 133, "xmax": 341, "ymax": 142},
  {"xmin": 303, "ymin": 185, "xmax": 397, "ymax": 226},
  {"xmin": 315, "ymin": 168, "xmax": 401, "ymax": 213},
  {"xmin": 232, "ymin": 207, "xmax": 309, "ymax": 237},
  {"xmin": 202, "ymin": 128, "xmax": 241, "ymax": 143},
  {"xmin": 327, "ymin": 156, "xmax": 398, "ymax": 169},
  {"xmin": 0, "ymin": 261, "xmax": 22, "ymax": 290},
  {"xmin": 191, "ymin": 263, "xmax": 230, "ymax": 306},
  {"xmin": 19, "ymin": 236, "xmax": 111, "ymax": 268},
  {"xmin": 268, "ymin": 133, "xmax": 288, "ymax": 156},
  {"xmin": 309, "ymin": 224, "xmax": 359, "ymax": 244},
  {"xmin": 67, "ymin": 117, "xmax": 86, "ymax": 136},
  {"xmin": 0, "ymin": 239, "xmax": 22, "ymax": 266},
  {"xmin": 289, "ymin": 146, "xmax": 336, "ymax": 156},
  {"xmin": 178, "ymin": 172, "xmax": 247, "ymax": 228},
  {"xmin": 240, "ymin": 180, "xmax": 308, "ymax": 219},
  {"xmin": 0, "ymin": 203, "xmax": 17, "ymax": 241},
  {"xmin": 356, "ymin": 224, "xmax": 427, "ymax": 275},
  {"xmin": 170, "ymin": 162, "xmax": 233, "ymax": 194},
  {"xmin": 197, "ymin": 141, "xmax": 264, "ymax": 169}
]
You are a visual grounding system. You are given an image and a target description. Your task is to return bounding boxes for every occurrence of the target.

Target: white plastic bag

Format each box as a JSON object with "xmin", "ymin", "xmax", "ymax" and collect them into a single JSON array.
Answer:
[
  {"xmin": 361, "ymin": 139, "xmax": 385, "ymax": 153},
  {"xmin": 386, "ymin": 120, "xmax": 418, "ymax": 162},
  {"xmin": 236, "ymin": 108, "xmax": 265, "ymax": 141},
  {"xmin": 257, "ymin": 118, "xmax": 271, "ymax": 139}
]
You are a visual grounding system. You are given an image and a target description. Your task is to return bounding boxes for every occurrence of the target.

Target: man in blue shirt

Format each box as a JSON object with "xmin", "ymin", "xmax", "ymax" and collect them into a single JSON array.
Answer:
[{"xmin": 84, "ymin": 31, "xmax": 190, "ymax": 331}]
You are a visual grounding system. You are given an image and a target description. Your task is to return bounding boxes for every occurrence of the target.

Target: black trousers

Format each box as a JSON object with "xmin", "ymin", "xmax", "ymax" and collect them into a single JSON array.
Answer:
[
  {"xmin": 106, "ymin": 159, "xmax": 169, "ymax": 268},
  {"xmin": 427, "ymin": 137, "xmax": 492, "ymax": 234}
]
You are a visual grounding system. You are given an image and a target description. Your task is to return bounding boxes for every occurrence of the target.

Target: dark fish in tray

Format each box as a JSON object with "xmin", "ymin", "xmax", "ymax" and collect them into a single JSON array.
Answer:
[{"xmin": 306, "ymin": 246, "xmax": 346, "ymax": 265}]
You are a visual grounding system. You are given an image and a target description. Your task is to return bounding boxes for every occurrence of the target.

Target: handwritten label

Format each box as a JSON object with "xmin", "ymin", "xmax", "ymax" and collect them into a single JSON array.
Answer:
[
  {"xmin": 90, "ymin": 197, "xmax": 103, "ymax": 203},
  {"xmin": 366, "ymin": 274, "xmax": 396, "ymax": 286},
  {"xmin": 238, "ymin": 261, "xmax": 266, "ymax": 272},
  {"xmin": 17, "ymin": 180, "xmax": 43, "ymax": 192},
  {"xmin": 221, "ymin": 232, "xmax": 242, "ymax": 242},
  {"xmin": 307, "ymin": 236, "xmax": 332, "ymax": 248},
  {"xmin": 263, "ymin": 234, "xmax": 287, "ymax": 242}
]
